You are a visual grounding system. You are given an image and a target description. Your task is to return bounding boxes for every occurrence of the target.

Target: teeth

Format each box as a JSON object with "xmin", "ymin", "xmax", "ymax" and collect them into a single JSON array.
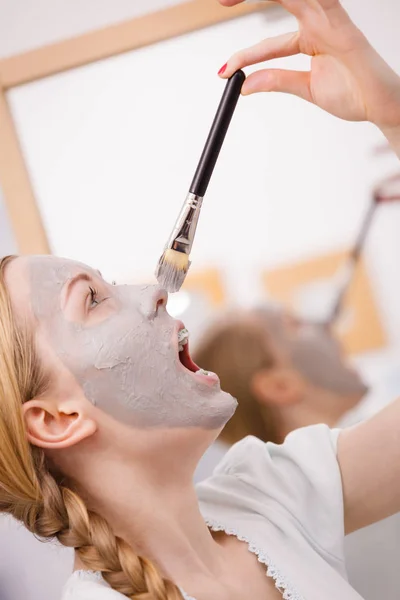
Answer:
[
  {"xmin": 197, "ymin": 368, "xmax": 210, "ymax": 376},
  {"xmin": 178, "ymin": 328, "xmax": 189, "ymax": 342},
  {"xmin": 178, "ymin": 328, "xmax": 189, "ymax": 352}
]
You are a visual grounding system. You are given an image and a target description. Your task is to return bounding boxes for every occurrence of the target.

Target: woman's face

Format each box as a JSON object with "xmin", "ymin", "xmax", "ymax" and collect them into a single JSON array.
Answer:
[
  {"xmin": 7, "ymin": 256, "xmax": 236, "ymax": 430},
  {"xmin": 254, "ymin": 306, "xmax": 367, "ymax": 397}
]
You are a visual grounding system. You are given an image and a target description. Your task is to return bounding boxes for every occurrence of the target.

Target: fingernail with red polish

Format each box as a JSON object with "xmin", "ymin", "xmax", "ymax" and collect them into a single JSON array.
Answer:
[{"xmin": 218, "ymin": 63, "xmax": 227, "ymax": 76}]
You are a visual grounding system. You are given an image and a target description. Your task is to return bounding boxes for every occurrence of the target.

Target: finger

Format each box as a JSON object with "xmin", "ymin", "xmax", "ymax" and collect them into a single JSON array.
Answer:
[
  {"xmin": 242, "ymin": 68, "xmax": 313, "ymax": 103},
  {"xmin": 219, "ymin": 32, "xmax": 300, "ymax": 78}
]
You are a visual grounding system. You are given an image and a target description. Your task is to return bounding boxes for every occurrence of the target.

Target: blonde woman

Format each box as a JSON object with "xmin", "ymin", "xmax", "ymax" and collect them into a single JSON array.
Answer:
[
  {"xmin": 0, "ymin": 250, "xmax": 398, "ymax": 600},
  {"xmin": 1, "ymin": 2, "xmax": 400, "ymax": 599}
]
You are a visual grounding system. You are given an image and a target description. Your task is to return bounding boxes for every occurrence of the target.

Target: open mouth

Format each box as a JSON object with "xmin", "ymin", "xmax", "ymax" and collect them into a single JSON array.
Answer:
[
  {"xmin": 176, "ymin": 324, "xmax": 219, "ymax": 384},
  {"xmin": 178, "ymin": 327, "xmax": 200, "ymax": 372}
]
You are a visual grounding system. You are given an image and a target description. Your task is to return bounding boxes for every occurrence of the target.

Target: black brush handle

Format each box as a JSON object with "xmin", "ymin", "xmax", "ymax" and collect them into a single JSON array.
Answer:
[
  {"xmin": 329, "ymin": 201, "xmax": 377, "ymax": 324},
  {"xmin": 189, "ymin": 70, "xmax": 246, "ymax": 197}
]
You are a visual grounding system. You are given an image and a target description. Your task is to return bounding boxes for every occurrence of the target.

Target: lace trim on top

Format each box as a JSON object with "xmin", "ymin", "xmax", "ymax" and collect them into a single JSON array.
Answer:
[
  {"xmin": 71, "ymin": 518, "xmax": 304, "ymax": 600},
  {"xmin": 73, "ymin": 570, "xmax": 103, "ymax": 582},
  {"xmin": 204, "ymin": 517, "xmax": 305, "ymax": 600}
]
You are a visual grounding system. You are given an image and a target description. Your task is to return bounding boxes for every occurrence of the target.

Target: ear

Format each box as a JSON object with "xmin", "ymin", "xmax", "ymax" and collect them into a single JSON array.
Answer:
[
  {"xmin": 250, "ymin": 366, "xmax": 305, "ymax": 408},
  {"xmin": 23, "ymin": 396, "xmax": 97, "ymax": 449}
]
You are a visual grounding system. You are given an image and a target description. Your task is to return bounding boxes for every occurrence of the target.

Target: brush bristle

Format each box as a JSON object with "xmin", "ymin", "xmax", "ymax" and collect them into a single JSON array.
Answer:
[{"xmin": 155, "ymin": 249, "xmax": 190, "ymax": 293}]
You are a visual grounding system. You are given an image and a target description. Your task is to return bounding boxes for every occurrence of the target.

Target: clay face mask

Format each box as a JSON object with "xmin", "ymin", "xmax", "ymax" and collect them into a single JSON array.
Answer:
[
  {"xmin": 27, "ymin": 256, "xmax": 236, "ymax": 429},
  {"xmin": 255, "ymin": 306, "xmax": 368, "ymax": 396}
]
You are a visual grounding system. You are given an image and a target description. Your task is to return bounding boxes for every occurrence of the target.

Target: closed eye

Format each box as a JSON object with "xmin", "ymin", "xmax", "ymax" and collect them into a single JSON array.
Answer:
[{"xmin": 89, "ymin": 286, "xmax": 99, "ymax": 309}]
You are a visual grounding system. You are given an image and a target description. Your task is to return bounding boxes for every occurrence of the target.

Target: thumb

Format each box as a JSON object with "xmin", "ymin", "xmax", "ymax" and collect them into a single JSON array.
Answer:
[{"xmin": 242, "ymin": 68, "xmax": 313, "ymax": 103}]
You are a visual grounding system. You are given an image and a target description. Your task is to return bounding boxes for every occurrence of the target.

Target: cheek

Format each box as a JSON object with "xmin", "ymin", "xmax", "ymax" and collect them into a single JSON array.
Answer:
[
  {"xmin": 88, "ymin": 314, "xmax": 172, "ymax": 377},
  {"xmin": 35, "ymin": 331, "xmax": 80, "ymax": 393}
]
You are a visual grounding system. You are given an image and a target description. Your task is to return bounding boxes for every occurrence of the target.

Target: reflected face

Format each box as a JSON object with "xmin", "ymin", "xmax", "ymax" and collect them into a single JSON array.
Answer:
[
  {"xmin": 11, "ymin": 256, "xmax": 236, "ymax": 429},
  {"xmin": 254, "ymin": 305, "xmax": 368, "ymax": 396}
]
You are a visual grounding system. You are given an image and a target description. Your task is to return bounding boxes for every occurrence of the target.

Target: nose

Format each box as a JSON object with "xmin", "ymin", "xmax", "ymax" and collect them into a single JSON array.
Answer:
[{"xmin": 143, "ymin": 286, "xmax": 168, "ymax": 319}]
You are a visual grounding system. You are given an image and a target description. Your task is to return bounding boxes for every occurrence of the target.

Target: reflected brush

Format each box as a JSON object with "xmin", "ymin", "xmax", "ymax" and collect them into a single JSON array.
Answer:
[
  {"xmin": 329, "ymin": 173, "xmax": 400, "ymax": 324},
  {"xmin": 155, "ymin": 69, "xmax": 246, "ymax": 293},
  {"xmin": 328, "ymin": 201, "xmax": 377, "ymax": 324}
]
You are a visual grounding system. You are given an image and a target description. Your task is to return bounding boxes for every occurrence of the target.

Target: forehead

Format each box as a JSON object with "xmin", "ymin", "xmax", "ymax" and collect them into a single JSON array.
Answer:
[
  {"xmin": 5, "ymin": 256, "xmax": 97, "ymax": 317},
  {"xmin": 27, "ymin": 256, "xmax": 98, "ymax": 285}
]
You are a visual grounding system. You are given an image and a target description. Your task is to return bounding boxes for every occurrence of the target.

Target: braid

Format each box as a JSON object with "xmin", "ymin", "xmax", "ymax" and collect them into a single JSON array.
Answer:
[
  {"xmin": 26, "ymin": 458, "xmax": 183, "ymax": 600},
  {"xmin": 0, "ymin": 256, "xmax": 183, "ymax": 600}
]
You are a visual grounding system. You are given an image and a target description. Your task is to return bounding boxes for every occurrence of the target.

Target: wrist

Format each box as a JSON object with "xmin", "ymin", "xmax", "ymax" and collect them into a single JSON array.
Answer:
[{"xmin": 379, "ymin": 122, "xmax": 400, "ymax": 158}]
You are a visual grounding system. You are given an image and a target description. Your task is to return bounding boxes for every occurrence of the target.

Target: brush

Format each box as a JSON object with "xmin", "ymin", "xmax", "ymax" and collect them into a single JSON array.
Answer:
[
  {"xmin": 329, "ymin": 173, "xmax": 400, "ymax": 324},
  {"xmin": 155, "ymin": 69, "xmax": 246, "ymax": 293},
  {"xmin": 328, "ymin": 201, "xmax": 377, "ymax": 324}
]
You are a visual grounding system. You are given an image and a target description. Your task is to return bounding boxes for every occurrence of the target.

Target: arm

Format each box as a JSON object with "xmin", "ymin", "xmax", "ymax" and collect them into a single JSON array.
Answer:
[
  {"xmin": 338, "ymin": 398, "xmax": 400, "ymax": 534},
  {"xmin": 381, "ymin": 125, "xmax": 400, "ymax": 159},
  {"xmin": 217, "ymin": 0, "xmax": 400, "ymax": 159}
]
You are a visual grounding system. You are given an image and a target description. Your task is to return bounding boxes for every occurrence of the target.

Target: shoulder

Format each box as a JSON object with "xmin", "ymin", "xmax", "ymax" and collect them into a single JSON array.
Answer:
[
  {"xmin": 207, "ymin": 423, "xmax": 341, "ymax": 485},
  {"xmin": 62, "ymin": 571, "xmax": 124, "ymax": 600},
  {"xmin": 197, "ymin": 424, "xmax": 344, "ymax": 560}
]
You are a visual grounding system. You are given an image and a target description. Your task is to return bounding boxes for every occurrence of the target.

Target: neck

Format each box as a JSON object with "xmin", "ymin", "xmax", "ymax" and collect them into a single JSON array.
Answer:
[
  {"xmin": 272, "ymin": 387, "xmax": 364, "ymax": 442},
  {"xmin": 70, "ymin": 438, "xmax": 225, "ymax": 590}
]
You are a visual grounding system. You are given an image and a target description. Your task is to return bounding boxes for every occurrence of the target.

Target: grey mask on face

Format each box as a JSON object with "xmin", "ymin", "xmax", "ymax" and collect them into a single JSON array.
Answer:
[
  {"xmin": 27, "ymin": 257, "xmax": 236, "ymax": 429},
  {"xmin": 255, "ymin": 306, "xmax": 368, "ymax": 396}
]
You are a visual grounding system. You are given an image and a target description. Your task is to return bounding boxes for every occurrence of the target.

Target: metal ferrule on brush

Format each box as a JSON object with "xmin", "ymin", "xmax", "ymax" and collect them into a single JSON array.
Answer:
[
  {"xmin": 155, "ymin": 193, "xmax": 203, "ymax": 292},
  {"xmin": 164, "ymin": 192, "xmax": 203, "ymax": 256}
]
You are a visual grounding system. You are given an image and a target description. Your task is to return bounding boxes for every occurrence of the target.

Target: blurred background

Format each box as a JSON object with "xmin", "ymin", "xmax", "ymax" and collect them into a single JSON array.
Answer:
[{"xmin": 1, "ymin": 0, "xmax": 400, "ymax": 599}]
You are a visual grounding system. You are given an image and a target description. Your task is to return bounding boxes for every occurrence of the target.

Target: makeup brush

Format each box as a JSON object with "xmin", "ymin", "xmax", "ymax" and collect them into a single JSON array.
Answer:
[
  {"xmin": 155, "ymin": 69, "xmax": 246, "ymax": 293},
  {"xmin": 328, "ymin": 202, "xmax": 377, "ymax": 324},
  {"xmin": 329, "ymin": 173, "xmax": 400, "ymax": 324}
]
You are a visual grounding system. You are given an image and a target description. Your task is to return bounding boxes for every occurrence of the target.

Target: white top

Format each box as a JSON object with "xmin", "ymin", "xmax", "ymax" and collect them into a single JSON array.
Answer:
[{"xmin": 62, "ymin": 424, "xmax": 365, "ymax": 600}]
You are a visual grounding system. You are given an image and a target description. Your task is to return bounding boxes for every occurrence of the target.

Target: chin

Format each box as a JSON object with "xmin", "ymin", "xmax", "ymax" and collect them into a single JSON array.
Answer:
[
  {"xmin": 197, "ymin": 388, "xmax": 238, "ymax": 430},
  {"xmin": 220, "ymin": 387, "xmax": 238, "ymax": 412}
]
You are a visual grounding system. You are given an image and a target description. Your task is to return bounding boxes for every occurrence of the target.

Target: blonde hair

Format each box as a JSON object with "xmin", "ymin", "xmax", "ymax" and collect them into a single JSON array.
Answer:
[
  {"xmin": 0, "ymin": 256, "xmax": 182, "ymax": 600},
  {"xmin": 193, "ymin": 314, "xmax": 279, "ymax": 445}
]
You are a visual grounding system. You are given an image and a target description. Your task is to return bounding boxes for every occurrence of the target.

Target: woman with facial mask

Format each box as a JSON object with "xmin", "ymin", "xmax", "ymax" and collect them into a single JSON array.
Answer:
[
  {"xmin": 0, "ymin": 253, "xmax": 400, "ymax": 600},
  {"xmin": 2, "ymin": 5, "xmax": 400, "ymax": 599}
]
